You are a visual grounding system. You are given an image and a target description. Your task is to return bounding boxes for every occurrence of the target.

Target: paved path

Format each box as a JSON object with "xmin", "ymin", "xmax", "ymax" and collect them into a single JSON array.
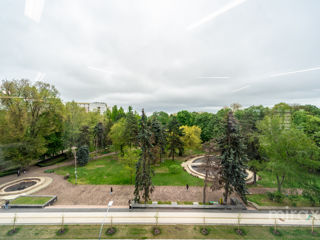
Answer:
[
  {"xmin": 0, "ymin": 155, "xmax": 240, "ymax": 206},
  {"xmin": 0, "ymin": 153, "xmax": 280, "ymax": 207},
  {"xmin": 0, "ymin": 210, "xmax": 319, "ymax": 226}
]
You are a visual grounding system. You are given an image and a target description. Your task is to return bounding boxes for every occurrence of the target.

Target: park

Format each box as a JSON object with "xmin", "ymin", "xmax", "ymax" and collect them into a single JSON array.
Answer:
[
  {"xmin": 1, "ymin": 0, "xmax": 320, "ymax": 238},
  {"xmin": 1, "ymin": 80, "xmax": 320, "ymax": 238}
]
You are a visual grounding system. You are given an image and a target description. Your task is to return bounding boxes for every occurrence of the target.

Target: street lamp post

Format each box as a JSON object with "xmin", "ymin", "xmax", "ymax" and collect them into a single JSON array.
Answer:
[{"xmin": 98, "ymin": 200, "xmax": 113, "ymax": 240}]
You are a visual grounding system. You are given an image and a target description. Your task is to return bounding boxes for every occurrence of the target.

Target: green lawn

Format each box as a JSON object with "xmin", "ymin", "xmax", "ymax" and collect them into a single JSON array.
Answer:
[
  {"xmin": 10, "ymin": 196, "xmax": 52, "ymax": 205},
  {"xmin": 247, "ymin": 194, "xmax": 319, "ymax": 207},
  {"xmin": 0, "ymin": 225, "xmax": 319, "ymax": 239},
  {"xmin": 249, "ymin": 170, "xmax": 320, "ymax": 189},
  {"xmin": 55, "ymin": 155, "xmax": 204, "ymax": 186}
]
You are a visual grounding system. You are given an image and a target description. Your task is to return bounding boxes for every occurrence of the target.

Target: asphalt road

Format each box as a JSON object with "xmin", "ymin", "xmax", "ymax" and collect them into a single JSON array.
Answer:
[{"xmin": 0, "ymin": 209, "xmax": 319, "ymax": 226}]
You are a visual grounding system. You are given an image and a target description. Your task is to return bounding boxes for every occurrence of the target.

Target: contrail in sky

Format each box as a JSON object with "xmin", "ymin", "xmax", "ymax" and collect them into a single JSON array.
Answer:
[
  {"xmin": 231, "ymin": 85, "xmax": 251, "ymax": 93},
  {"xmin": 88, "ymin": 66, "xmax": 113, "ymax": 75},
  {"xmin": 187, "ymin": 0, "xmax": 249, "ymax": 31},
  {"xmin": 35, "ymin": 72, "xmax": 46, "ymax": 82},
  {"xmin": 198, "ymin": 76, "xmax": 230, "ymax": 79},
  {"xmin": 268, "ymin": 66, "xmax": 320, "ymax": 78}
]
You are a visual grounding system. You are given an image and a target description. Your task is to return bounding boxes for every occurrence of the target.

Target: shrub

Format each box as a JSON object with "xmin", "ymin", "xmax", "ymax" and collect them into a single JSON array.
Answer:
[
  {"xmin": 36, "ymin": 153, "xmax": 68, "ymax": 167},
  {"xmin": 44, "ymin": 169, "xmax": 54, "ymax": 173},
  {"xmin": 76, "ymin": 146, "xmax": 89, "ymax": 167},
  {"xmin": 200, "ymin": 227, "xmax": 209, "ymax": 235},
  {"xmin": 168, "ymin": 165, "xmax": 180, "ymax": 174},
  {"xmin": 267, "ymin": 192, "xmax": 274, "ymax": 201},
  {"xmin": 302, "ymin": 190, "xmax": 316, "ymax": 206},
  {"xmin": 273, "ymin": 192, "xmax": 284, "ymax": 203},
  {"xmin": 152, "ymin": 227, "xmax": 161, "ymax": 236},
  {"xmin": 0, "ymin": 168, "xmax": 20, "ymax": 177},
  {"xmin": 6, "ymin": 228, "xmax": 20, "ymax": 236},
  {"xmin": 106, "ymin": 227, "xmax": 116, "ymax": 235},
  {"xmin": 56, "ymin": 227, "xmax": 68, "ymax": 236}
]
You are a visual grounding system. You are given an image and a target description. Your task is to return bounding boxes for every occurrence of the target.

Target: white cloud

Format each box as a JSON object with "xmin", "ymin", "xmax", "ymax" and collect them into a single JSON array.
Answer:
[{"xmin": 1, "ymin": 0, "xmax": 320, "ymax": 113}]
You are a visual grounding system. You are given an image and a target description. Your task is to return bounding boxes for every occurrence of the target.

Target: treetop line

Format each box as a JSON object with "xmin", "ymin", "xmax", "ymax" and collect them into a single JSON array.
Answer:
[{"xmin": 1, "ymin": 79, "xmax": 320, "ymax": 205}]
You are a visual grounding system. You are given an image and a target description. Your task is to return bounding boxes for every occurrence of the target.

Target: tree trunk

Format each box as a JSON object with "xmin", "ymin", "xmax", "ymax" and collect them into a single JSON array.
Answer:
[
  {"xmin": 276, "ymin": 174, "xmax": 285, "ymax": 193},
  {"xmin": 224, "ymin": 183, "xmax": 229, "ymax": 204},
  {"xmin": 253, "ymin": 171, "xmax": 257, "ymax": 185},
  {"xmin": 203, "ymin": 169, "xmax": 208, "ymax": 204}
]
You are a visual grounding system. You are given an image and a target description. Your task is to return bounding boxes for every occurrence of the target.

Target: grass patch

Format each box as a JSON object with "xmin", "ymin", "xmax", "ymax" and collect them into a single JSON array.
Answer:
[
  {"xmin": 139, "ymin": 200, "xmax": 153, "ymax": 204},
  {"xmin": 247, "ymin": 194, "xmax": 319, "ymax": 207},
  {"xmin": 55, "ymin": 155, "xmax": 204, "ymax": 186},
  {"xmin": 0, "ymin": 225, "xmax": 319, "ymax": 239},
  {"xmin": 177, "ymin": 201, "xmax": 193, "ymax": 205},
  {"xmin": 158, "ymin": 201, "xmax": 171, "ymax": 204},
  {"xmin": 10, "ymin": 196, "xmax": 52, "ymax": 205},
  {"xmin": 250, "ymin": 170, "xmax": 320, "ymax": 189}
]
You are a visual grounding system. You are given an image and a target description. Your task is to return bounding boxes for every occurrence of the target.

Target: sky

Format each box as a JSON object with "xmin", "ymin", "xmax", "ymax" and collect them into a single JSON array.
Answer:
[{"xmin": 1, "ymin": 0, "xmax": 320, "ymax": 113}]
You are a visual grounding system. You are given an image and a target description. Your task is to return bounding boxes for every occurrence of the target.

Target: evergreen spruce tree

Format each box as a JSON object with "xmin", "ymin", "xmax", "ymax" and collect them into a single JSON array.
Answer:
[
  {"xmin": 134, "ymin": 109, "xmax": 154, "ymax": 202},
  {"xmin": 167, "ymin": 116, "xmax": 184, "ymax": 160},
  {"xmin": 76, "ymin": 145, "xmax": 89, "ymax": 167},
  {"xmin": 125, "ymin": 107, "xmax": 139, "ymax": 148},
  {"xmin": 77, "ymin": 125, "xmax": 90, "ymax": 148},
  {"xmin": 219, "ymin": 111, "xmax": 248, "ymax": 204},
  {"xmin": 150, "ymin": 117, "xmax": 166, "ymax": 163}
]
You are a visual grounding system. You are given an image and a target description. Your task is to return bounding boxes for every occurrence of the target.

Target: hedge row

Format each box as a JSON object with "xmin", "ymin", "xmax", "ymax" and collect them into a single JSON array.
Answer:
[{"xmin": 36, "ymin": 154, "xmax": 68, "ymax": 167}]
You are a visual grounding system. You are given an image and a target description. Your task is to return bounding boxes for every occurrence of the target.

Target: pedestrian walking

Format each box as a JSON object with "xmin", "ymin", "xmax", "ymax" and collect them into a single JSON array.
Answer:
[
  {"xmin": 128, "ymin": 199, "xmax": 131, "ymax": 209},
  {"xmin": 186, "ymin": 184, "xmax": 189, "ymax": 190},
  {"xmin": 17, "ymin": 170, "xmax": 20, "ymax": 177},
  {"xmin": 110, "ymin": 187, "xmax": 113, "ymax": 194}
]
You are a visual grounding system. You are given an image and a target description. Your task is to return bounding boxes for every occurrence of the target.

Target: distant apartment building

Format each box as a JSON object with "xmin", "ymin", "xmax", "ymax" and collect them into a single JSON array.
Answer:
[{"xmin": 77, "ymin": 102, "xmax": 108, "ymax": 114}]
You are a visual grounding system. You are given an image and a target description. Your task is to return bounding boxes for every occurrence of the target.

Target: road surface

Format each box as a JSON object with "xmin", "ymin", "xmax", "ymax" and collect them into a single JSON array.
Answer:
[{"xmin": 0, "ymin": 209, "xmax": 319, "ymax": 226}]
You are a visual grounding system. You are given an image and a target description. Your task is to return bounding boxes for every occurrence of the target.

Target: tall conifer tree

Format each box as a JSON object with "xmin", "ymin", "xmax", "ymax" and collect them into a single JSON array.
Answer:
[
  {"xmin": 219, "ymin": 111, "xmax": 248, "ymax": 204},
  {"xmin": 134, "ymin": 109, "xmax": 154, "ymax": 202}
]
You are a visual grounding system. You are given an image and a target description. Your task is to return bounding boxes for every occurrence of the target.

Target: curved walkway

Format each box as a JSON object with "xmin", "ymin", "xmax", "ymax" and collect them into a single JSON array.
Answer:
[{"xmin": 0, "ymin": 153, "xmax": 276, "ymax": 207}]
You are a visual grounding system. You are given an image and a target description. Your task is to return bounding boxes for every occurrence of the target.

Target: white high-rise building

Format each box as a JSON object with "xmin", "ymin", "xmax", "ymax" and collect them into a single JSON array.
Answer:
[{"xmin": 77, "ymin": 102, "xmax": 108, "ymax": 114}]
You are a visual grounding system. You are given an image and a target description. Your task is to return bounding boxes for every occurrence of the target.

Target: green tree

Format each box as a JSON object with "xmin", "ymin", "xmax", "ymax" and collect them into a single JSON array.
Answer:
[
  {"xmin": 134, "ymin": 109, "xmax": 154, "ymax": 202},
  {"xmin": 167, "ymin": 116, "xmax": 184, "ymax": 160},
  {"xmin": 235, "ymin": 105, "xmax": 268, "ymax": 184},
  {"xmin": 258, "ymin": 116, "xmax": 320, "ymax": 193},
  {"xmin": 76, "ymin": 145, "xmax": 89, "ymax": 166},
  {"xmin": 120, "ymin": 147, "xmax": 140, "ymax": 184},
  {"xmin": 63, "ymin": 101, "xmax": 88, "ymax": 150},
  {"xmin": 177, "ymin": 110, "xmax": 194, "ymax": 126},
  {"xmin": 150, "ymin": 117, "xmax": 166, "ymax": 163},
  {"xmin": 125, "ymin": 108, "xmax": 139, "ymax": 148},
  {"xmin": 0, "ymin": 79, "xmax": 64, "ymax": 168},
  {"xmin": 219, "ymin": 111, "xmax": 248, "ymax": 204},
  {"xmin": 180, "ymin": 125, "xmax": 202, "ymax": 150},
  {"xmin": 152, "ymin": 111, "xmax": 169, "ymax": 126},
  {"xmin": 77, "ymin": 125, "xmax": 90, "ymax": 148},
  {"xmin": 108, "ymin": 118, "xmax": 127, "ymax": 154},
  {"xmin": 293, "ymin": 110, "xmax": 320, "ymax": 147},
  {"xmin": 94, "ymin": 122, "xmax": 105, "ymax": 151}
]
